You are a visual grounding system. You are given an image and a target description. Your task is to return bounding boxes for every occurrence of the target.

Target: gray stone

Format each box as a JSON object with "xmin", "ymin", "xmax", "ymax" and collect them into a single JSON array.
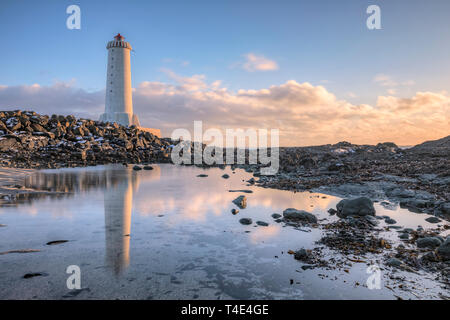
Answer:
[
  {"xmin": 271, "ymin": 213, "xmax": 281, "ymax": 219},
  {"xmin": 283, "ymin": 208, "xmax": 317, "ymax": 223},
  {"xmin": 425, "ymin": 216, "xmax": 441, "ymax": 223},
  {"xmin": 437, "ymin": 238, "xmax": 450, "ymax": 260},
  {"xmin": 294, "ymin": 249, "xmax": 310, "ymax": 261},
  {"xmin": 398, "ymin": 233, "xmax": 409, "ymax": 240},
  {"xmin": 384, "ymin": 217, "xmax": 397, "ymax": 225},
  {"xmin": 239, "ymin": 218, "xmax": 252, "ymax": 225},
  {"xmin": 336, "ymin": 197, "xmax": 376, "ymax": 218},
  {"xmin": 364, "ymin": 215, "xmax": 379, "ymax": 226},
  {"xmin": 386, "ymin": 257, "xmax": 402, "ymax": 267},
  {"xmin": 256, "ymin": 221, "xmax": 269, "ymax": 227},
  {"xmin": 416, "ymin": 237, "xmax": 443, "ymax": 248}
]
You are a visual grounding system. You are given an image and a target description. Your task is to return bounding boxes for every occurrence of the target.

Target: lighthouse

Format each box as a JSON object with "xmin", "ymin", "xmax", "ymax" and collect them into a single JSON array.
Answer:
[{"xmin": 100, "ymin": 33, "xmax": 140, "ymax": 127}]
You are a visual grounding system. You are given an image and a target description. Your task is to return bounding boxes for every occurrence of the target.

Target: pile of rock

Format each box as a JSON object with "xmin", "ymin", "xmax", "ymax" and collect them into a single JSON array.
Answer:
[{"xmin": 0, "ymin": 110, "xmax": 172, "ymax": 168}]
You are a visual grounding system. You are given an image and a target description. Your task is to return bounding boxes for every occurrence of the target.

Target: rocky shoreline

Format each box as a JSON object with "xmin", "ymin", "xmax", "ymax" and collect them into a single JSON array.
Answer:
[
  {"xmin": 1, "ymin": 110, "xmax": 449, "ymax": 220},
  {"xmin": 0, "ymin": 110, "xmax": 172, "ymax": 169},
  {"xmin": 249, "ymin": 137, "xmax": 450, "ymax": 221}
]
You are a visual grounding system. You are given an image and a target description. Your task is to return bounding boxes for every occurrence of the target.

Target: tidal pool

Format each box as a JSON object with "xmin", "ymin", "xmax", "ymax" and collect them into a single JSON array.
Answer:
[{"xmin": 0, "ymin": 164, "xmax": 447, "ymax": 299}]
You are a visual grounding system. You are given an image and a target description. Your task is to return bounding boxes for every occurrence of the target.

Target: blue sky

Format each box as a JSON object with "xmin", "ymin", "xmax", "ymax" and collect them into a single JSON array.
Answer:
[
  {"xmin": 0, "ymin": 0, "xmax": 449, "ymax": 145},
  {"xmin": 1, "ymin": 0, "xmax": 449, "ymax": 100}
]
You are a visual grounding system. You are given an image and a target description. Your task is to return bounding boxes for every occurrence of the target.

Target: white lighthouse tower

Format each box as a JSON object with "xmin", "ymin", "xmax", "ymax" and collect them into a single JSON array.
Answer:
[{"xmin": 100, "ymin": 33, "xmax": 140, "ymax": 127}]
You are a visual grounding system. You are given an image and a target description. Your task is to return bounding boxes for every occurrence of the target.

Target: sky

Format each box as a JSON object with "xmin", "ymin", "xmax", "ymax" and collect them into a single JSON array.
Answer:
[{"xmin": 0, "ymin": 0, "xmax": 449, "ymax": 146}]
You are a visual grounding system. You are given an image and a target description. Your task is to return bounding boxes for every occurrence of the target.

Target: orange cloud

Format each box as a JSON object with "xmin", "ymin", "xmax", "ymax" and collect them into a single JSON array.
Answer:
[{"xmin": 1, "ymin": 75, "xmax": 448, "ymax": 146}]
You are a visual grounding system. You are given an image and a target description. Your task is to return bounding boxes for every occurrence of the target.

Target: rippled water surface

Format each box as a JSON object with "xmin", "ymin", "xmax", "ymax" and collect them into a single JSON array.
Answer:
[{"xmin": 0, "ymin": 164, "xmax": 447, "ymax": 299}]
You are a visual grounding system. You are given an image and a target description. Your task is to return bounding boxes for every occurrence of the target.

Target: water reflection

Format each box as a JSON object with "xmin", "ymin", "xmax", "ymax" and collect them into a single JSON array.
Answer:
[
  {"xmin": 103, "ymin": 166, "xmax": 161, "ymax": 274},
  {"xmin": 1, "ymin": 164, "xmax": 448, "ymax": 299},
  {"xmin": 22, "ymin": 165, "xmax": 163, "ymax": 275},
  {"xmin": 104, "ymin": 169, "xmax": 135, "ymax": 274}
]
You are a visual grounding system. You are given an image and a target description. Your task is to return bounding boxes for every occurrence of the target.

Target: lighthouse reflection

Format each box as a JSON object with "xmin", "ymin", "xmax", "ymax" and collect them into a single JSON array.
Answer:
[
  {"xmin": 103, "ymin": 168, "xmax": 135, "ymax": 275},
  {"xmin": 23, "ymin": 164, "xmax": 162, "ymax": 275},
  {"xmin": 103, "ymin": 165, "xmax": 161, "ymax": 275}
]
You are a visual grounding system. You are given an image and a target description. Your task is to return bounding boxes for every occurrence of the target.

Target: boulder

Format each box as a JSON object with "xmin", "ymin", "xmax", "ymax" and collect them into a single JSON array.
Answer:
[
  {"xmin": 283, "ymin": 208, "xmax": 317, "ymax": 223},
  {"xmin": 0, "ymin": 137, "xmax": 21, "ymax": 151},
  {"xmin": 336, "ymin": 197, "xmax": 376, "ymax": 218},
  {"xmin": 416, "ymin": 237, "xmax": 443, "ymax": 248},
  {"xmin": 425, "ymin": 216, "xmax": 441, "ymax": 223}
]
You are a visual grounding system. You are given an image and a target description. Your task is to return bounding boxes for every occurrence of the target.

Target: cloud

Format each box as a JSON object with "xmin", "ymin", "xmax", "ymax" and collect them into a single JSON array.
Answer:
[
  {"xmin": 242, "ymin": 53, "xmax": 279, "ymax": 72},
  {"xmin": 0, "ymin": 81, "xmax": 104, "ymax": 119},
  {"xmin": 0, "ymin": 73, "xmax": 448, "ymax": 147},
  {"xmin": 387, "ymin": 89, "xmax": 396, "ymax": 95},
  {"xmin": 160, "ymin": 68, "xmax": 208, "ymax": 91},
  {"xmin": 373, "ymin": 74, "xmax": 398, "ymax": 87},
  {"xmin": 373, "ymin": 74, "xmax": 416, "ymax": 88}
]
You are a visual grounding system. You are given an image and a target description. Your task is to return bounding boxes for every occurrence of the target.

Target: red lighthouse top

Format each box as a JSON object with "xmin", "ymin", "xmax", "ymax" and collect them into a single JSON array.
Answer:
[{"xmin": 114, "ymin": 33, "xmax": 124, "ymax": 41}]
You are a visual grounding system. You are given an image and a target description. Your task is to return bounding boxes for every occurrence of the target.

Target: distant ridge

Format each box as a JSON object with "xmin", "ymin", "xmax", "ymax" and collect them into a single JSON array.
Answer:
[{"xmin": 408, "ymin": 135, "xmax": 450, "ymax": 155}]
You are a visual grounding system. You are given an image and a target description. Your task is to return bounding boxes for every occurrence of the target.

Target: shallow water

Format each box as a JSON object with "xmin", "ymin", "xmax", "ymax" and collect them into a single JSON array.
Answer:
[{"xmin": 0, "ymin": 164, "xmax": 447, "ymax": 299}]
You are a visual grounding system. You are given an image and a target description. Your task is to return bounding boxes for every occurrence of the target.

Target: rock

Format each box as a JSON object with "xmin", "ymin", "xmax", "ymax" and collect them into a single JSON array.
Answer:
[
  {"xmin": 239, "ymin": 218, "xmax": 252, "ymax": 225},
  {"xmin": 143, "ymin": 165, "xmax": 153, "ymax": 170},
  {"xmin": 421, "ymin": 251, "xmax": 439, "ymax": 262},
  {"xmin": 231, "ymin": 208, "xmax": 239, "ymax": 215},
  {"xmin": 437, "ymin": 238, "xmax": 450, "ymax": 260},
  {"xmin": 133, "ymin": 165, "xmax": 142, "ymax": 171},
  {"xmin": 386, "ymin": 257, "xmax": 402, "ymax": 267},
  {"xmin": 23, "ymin": 273, "xmax": 45, "ymax": 279},
  {"xmin": 425, "ymin": 216, "xmax": 441, "ymax": 223},
  {"xmin": 437, "ymin": 202, "xmax": 450, "ymax": 216},
  {"xmin": 398, "ymin": 233, "xmax": 409, "ymax": 240},
  {"xmin": 416, "ymin": 237, "xmax": 443, "ymax": 248},
  {"xmin": 301, "ymin": 265, "xmax": 315, "ymax": 270},
  {"xmin": 271, "ymin": 213, "xmax": 281, "ymax": 219},
  {"xmin": 256, "ymin": 221, "xmax": 269, "ymax": 226},
  {"xmin": 336, "ymin": 197, "xmax": 376, "ymax": 218},
  {"xmin": 221, "ymin": 174, "xmax": 230, "ymax": 179},
  {"xmin": 384, "ymin": 217, "xmax": 397, "ymax": 225},
  {"xmin": 46, "ymin": 240, "xmax": 68, "ymax": 245},
  {"xmin": 232, "ymin": 195, "xmax": 247, "ymax": 209},
  {"xmin": 0, "ymin": 137, "xmax": 21, "ymax": 151},
  {"xmin": 283, "ymin": 208, "xmax": 317, "ymax": 223},
  {"xmin": 197, "ymin": 174, "xmax": 208, "ymax": 177},
  {"xmin": 387, "ymin": 188, "xmax": 416, "ymax": 198},
  {"xmin": 327, "ymin": 208, "xmax": 337, "ymax": 215},
  {"xmin": 364, "ymin": 215, "xmax": 379, "ymax": 226},
  {"xmin": 294, "ymin": 249, "xmax": 311, "ymax": 261},
  {"xmin": 228, "ymin": 189, "xmax": 253, "ymax": 193}
]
